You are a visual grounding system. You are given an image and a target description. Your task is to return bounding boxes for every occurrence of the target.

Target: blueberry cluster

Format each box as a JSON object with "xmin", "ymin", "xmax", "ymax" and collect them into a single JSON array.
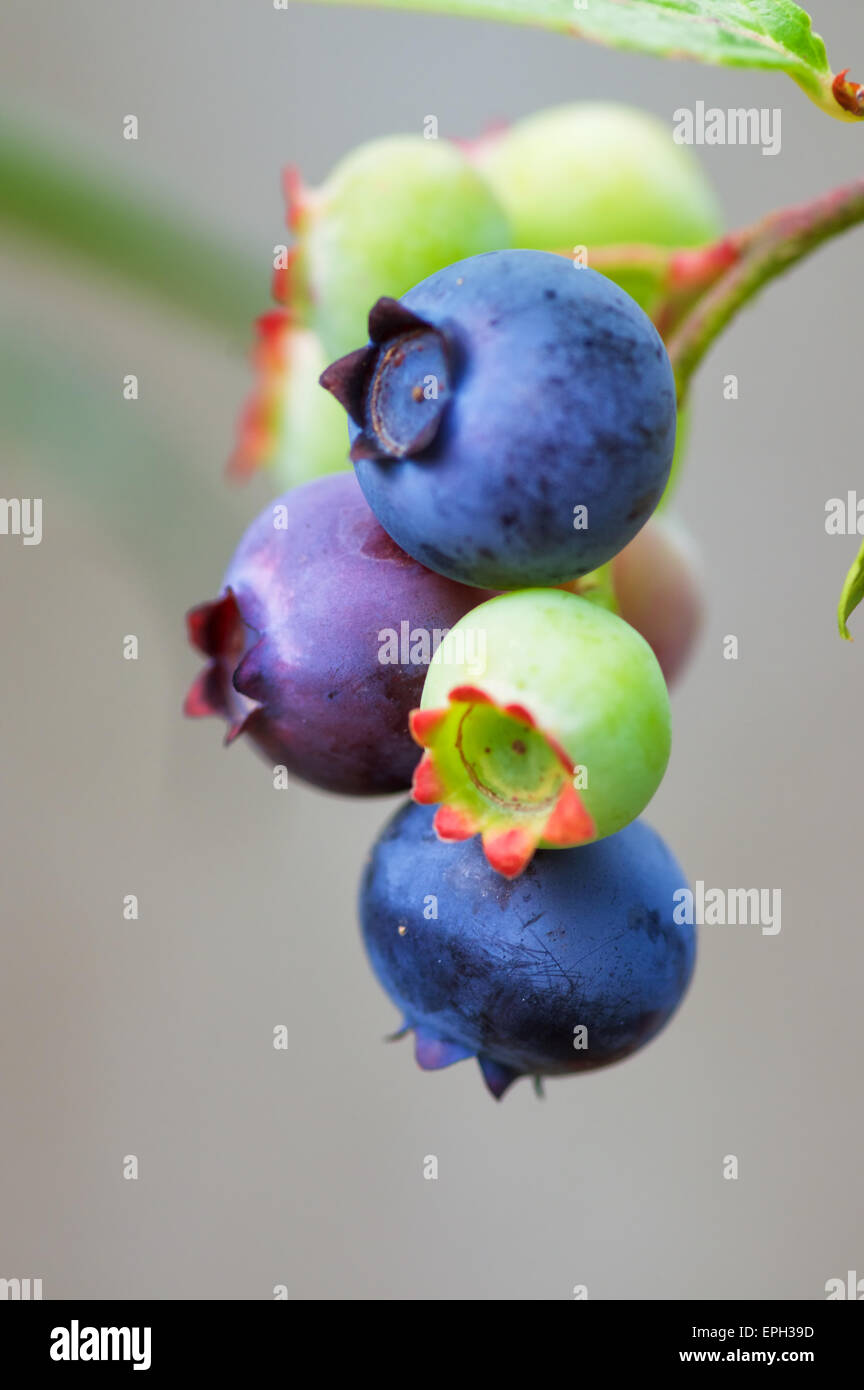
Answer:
[{"xmin": 188, "ymin": 108, "xmax": 710, "ymax": 1096}]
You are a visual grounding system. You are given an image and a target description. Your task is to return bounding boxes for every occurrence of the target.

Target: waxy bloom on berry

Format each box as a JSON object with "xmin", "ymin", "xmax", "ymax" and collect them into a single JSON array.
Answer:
[
  {"xmin": 361, "ymin": 800, "xmax": 695, "ymax": 1098},
  {"xmin": 322, "ymin": 250, "xmax": 677, "ymax": 590},
  {"xmin": 185, "ymin": 473, "xmax": 490, "ymax": 796}
]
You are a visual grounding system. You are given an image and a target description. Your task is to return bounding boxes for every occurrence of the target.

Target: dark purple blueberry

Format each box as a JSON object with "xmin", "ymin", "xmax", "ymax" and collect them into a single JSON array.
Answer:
[
  {"xmin": 360, "ymin": 800, "xmax": 695, "ymax": 1097},
  {"xmin": 185, "ymin": 473, "xmax": 491, "ymax": 795},
  {"xmin": 321, "ymin": 249, "xmax": 677, "ymax": 590}
]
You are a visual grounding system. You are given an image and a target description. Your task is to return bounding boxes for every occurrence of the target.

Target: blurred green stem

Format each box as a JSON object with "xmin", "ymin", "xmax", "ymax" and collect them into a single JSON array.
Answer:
[{"xmin": 0, "ymin": 117, "xmax": 263, "ymax": 339}]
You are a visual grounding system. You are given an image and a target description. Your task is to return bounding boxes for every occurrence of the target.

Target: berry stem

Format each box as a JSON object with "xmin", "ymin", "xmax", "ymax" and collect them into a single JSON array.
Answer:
[
  {"xmin": 666, "ymin": 177, "xmax": 864, "ymax": 403},
  {"xmin": 560, "ymin": 178, "xmax": 864, "ymax": 636},
  {"xmin": 667, "ymin": 178, "xmax": 864, "ymax": 638},
  {"xmin": 558, "ymin": 178, "xmax": 864, "ymax": 402}
]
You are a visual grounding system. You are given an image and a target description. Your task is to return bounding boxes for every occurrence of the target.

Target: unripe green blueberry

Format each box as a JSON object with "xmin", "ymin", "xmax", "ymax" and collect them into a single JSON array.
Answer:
[
  {"xmin": 298, "ymin": 135, "xmax": 512, "ymax": 358},
  {"xmin": 411, "ymin": 589, "xmax": 670, "ymax": 878},
  {"xmin": 475, "ymin": 104, "xmax": 716, "ymax": 497},
  {"xmin": 232, "ymin": 136, "xmax": 511, "ymax": 484},
  {"xmin": 476, "ymin": 102, "xmax": 721, "ymax": 312}
]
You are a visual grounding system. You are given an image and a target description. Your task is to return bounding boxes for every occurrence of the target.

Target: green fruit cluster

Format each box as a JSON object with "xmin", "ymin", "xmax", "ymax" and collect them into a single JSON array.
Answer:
[{"xmin": 232, "ymin": 103, "xmax": 720, "ymax": 491}]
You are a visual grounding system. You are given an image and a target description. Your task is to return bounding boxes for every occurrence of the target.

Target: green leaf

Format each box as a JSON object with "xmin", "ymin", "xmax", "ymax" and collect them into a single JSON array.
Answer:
[
  {"xmin": 838, "ymin": 538, "xmax": 864, "ymax": 640},
  {"xmin": 303, "ymin": 0, "xmax": 863, "ymax": 120}
]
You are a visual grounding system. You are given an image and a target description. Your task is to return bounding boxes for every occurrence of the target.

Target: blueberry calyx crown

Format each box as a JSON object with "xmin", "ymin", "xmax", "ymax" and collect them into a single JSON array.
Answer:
[
  {"xmin": 184, "ymin": 589, "xmax": 262, "ymax": 744},
  {"xmin": 319, "ymin": 297, "xmax": 452, "ymax": 462}
]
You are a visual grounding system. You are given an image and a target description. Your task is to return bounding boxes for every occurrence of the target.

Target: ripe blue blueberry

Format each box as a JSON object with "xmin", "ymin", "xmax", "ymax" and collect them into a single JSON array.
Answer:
[
  {"xmin": 360, "ymin": 800, "xmax": 696, "ymax": 1098},
  {"xmin": 321, "ymin": 249, "xmax": 677, "ymax": 590}
]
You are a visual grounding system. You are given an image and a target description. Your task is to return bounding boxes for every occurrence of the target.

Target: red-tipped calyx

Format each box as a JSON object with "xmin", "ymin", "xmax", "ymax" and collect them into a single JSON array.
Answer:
[
  {"xmin": 186, "ymin": 590, "xmax": 245, "ymax": 663},
  {"xmin": 482, "ymin": 826, "xmax": 536, "ymax": 879},
  {"xmin": 228, "ymin": 310, "xmax": 292, "ymax": 480},
  {"xmin": 409, "ymin": 686, "xmax": 594, "ymax": 878},
  {"xmin": 281, "ymin": 165, "xmax": 309, "ymax": 232},
  {"xmin": 184, "ymin": 591, "xmax": 251, "ymax": 725},
  {"xmin": 412, "ymin": 751, "xmax": 445, "ymax": 805},
  {"xmin": 434, "ymin": 804, "xmax": 479, "ymax": 842},
  {"xmin": 833, "ymin": 69, "xmax": 864, "ymax": 117},
  {"xmin": 271, "ymin": 243, "xmax": 299, "ymax": 307}
]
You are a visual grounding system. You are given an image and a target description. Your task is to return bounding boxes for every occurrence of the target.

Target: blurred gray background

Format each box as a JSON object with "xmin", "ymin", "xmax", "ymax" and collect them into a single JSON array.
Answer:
[{"xmin": 1, "ymin": 0, "xmax": 862, "ymax": 1300}]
